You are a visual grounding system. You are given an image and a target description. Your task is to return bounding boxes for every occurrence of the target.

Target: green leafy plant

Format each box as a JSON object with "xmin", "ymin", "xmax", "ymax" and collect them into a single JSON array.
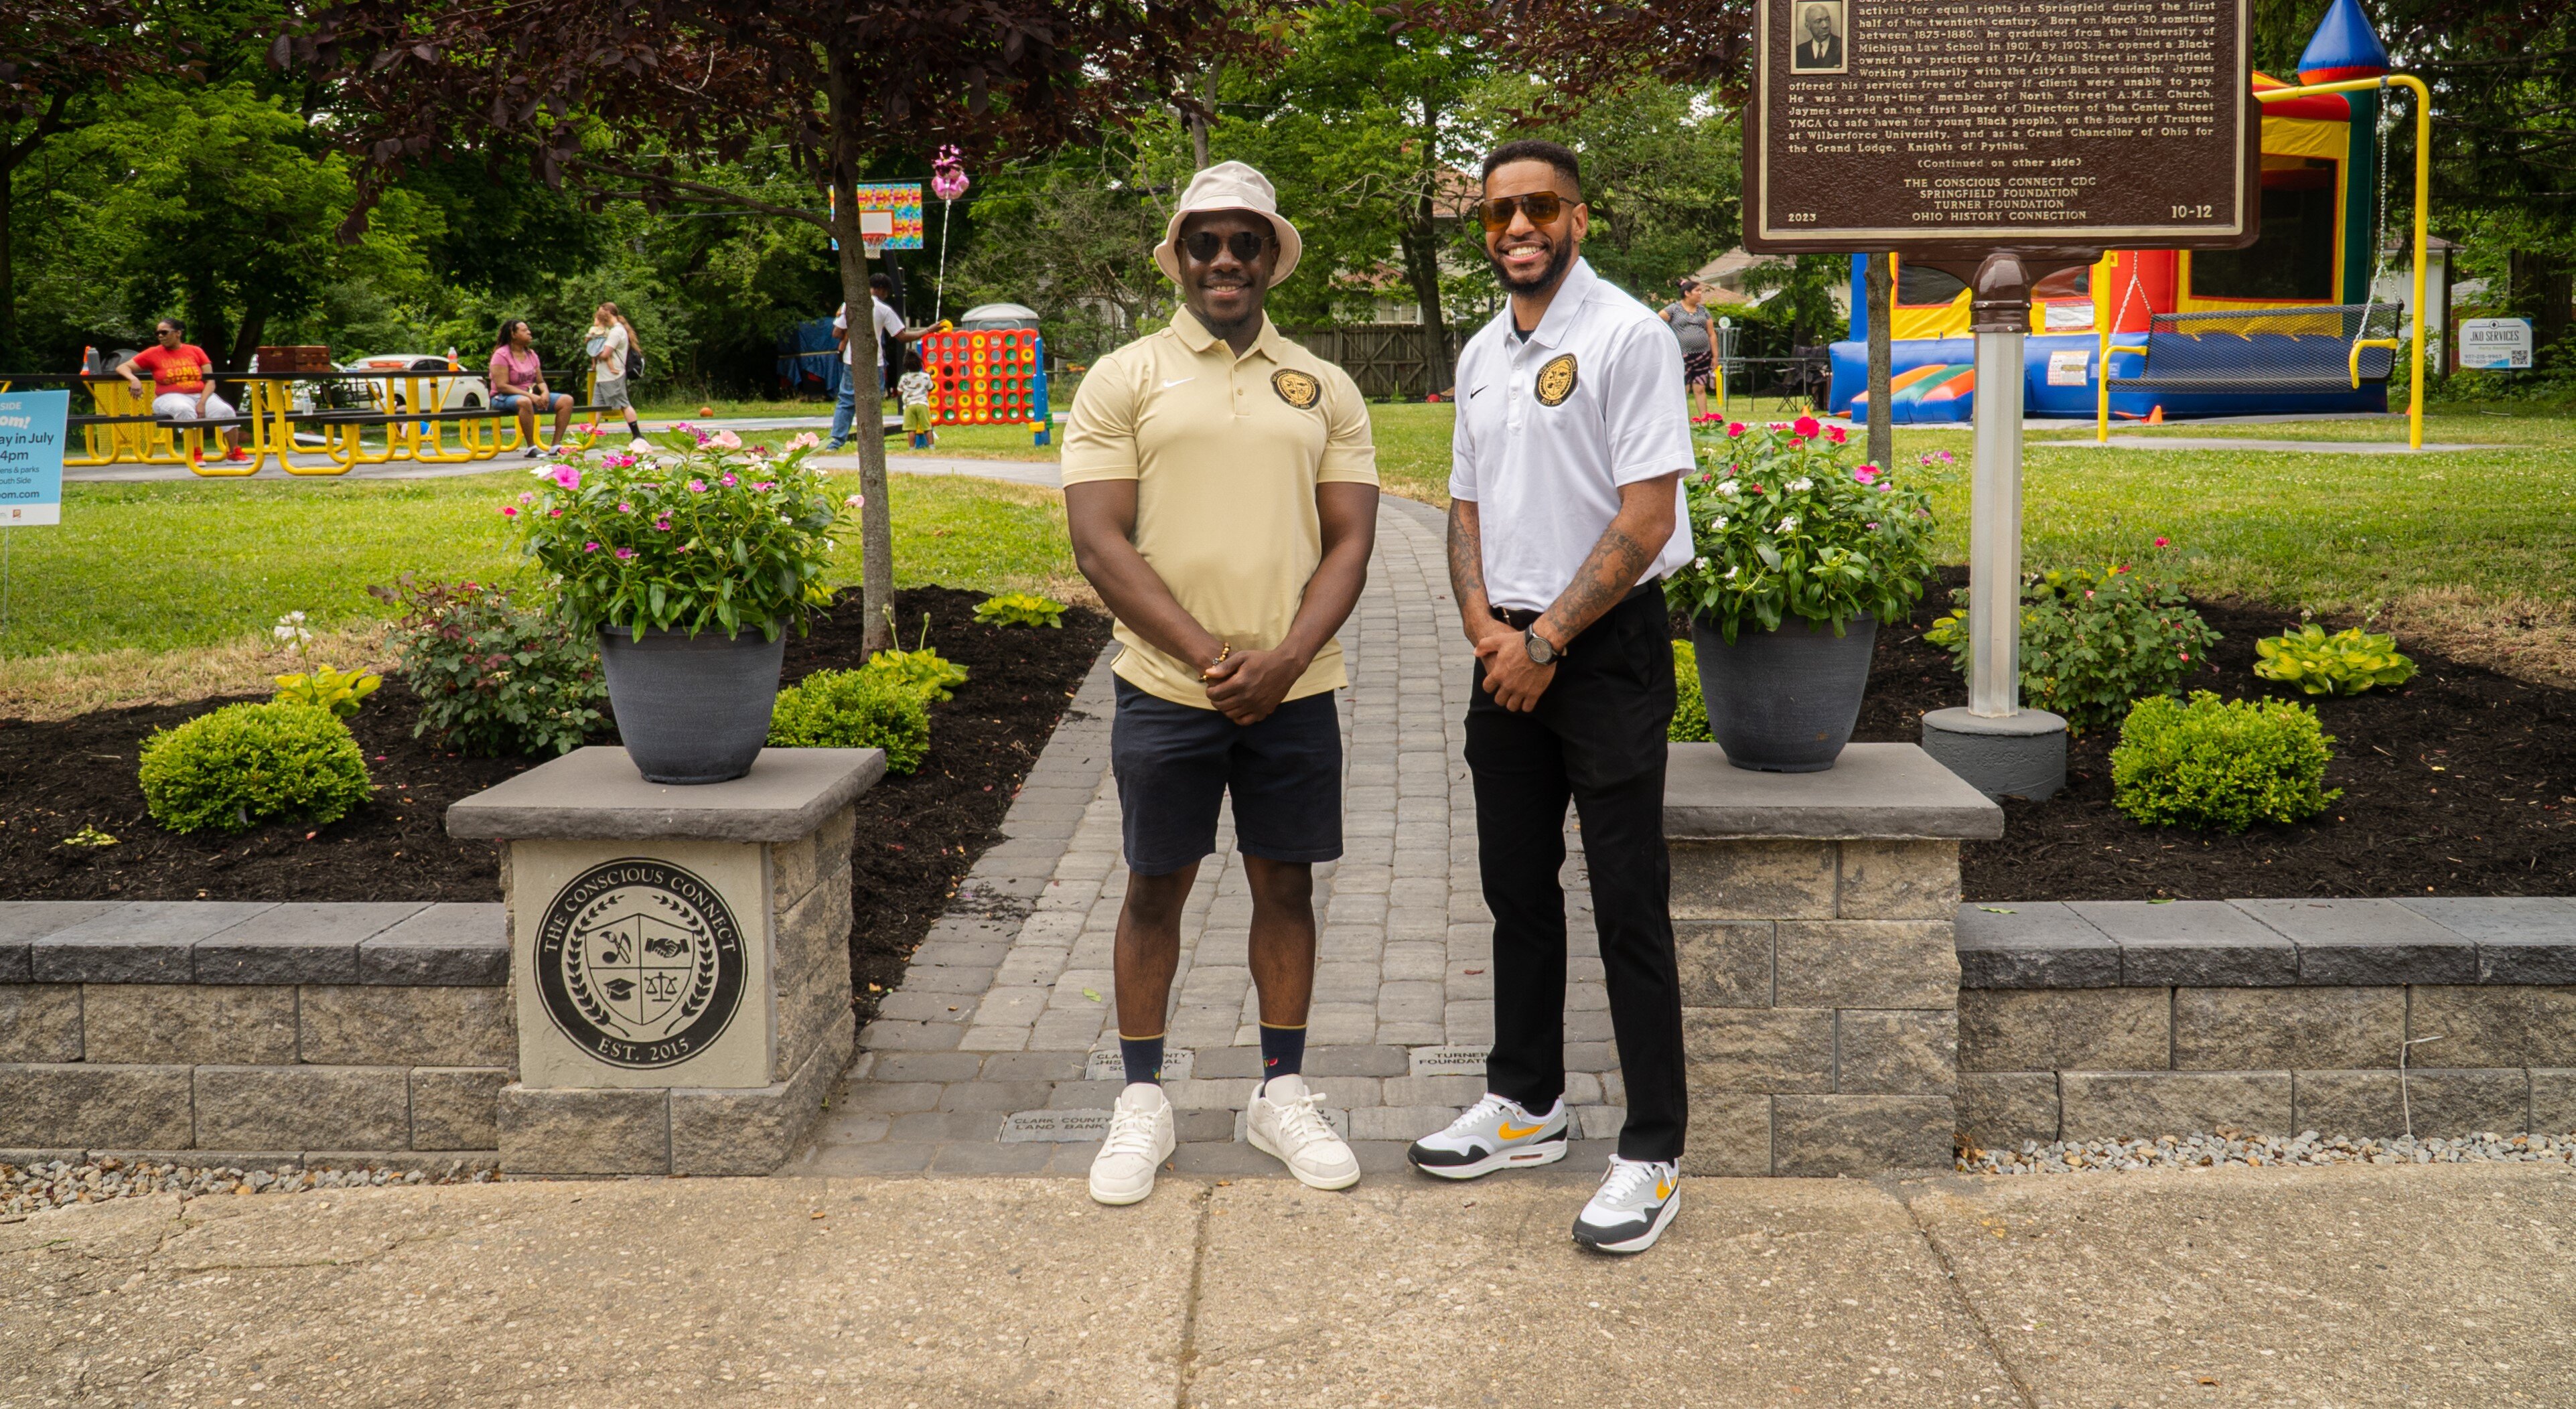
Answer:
[
  {"xmin": 504, "ymin": 427, "xmax": 855, "ymax": 640},
  {"xmin": 2253, "ymin": 621, "xmax": 2417, "ymax": 695},
  {"xmin": 137, "ymin": 702, "xmax": 373, "ymax": 836},
  {"xmin": 974, "ymin": 591, "xmax": 1067, "ymax": 629},
  {"xmin": 768, "ymin": 668, "xmax": 931, "ymax": 773},
  {"xmin": 1670, "ymin": 638, "xmax": 1711, "ymax": 743},
  {"xmin": 271, "ymin": 664, "xmax": 382, "ymax": 718},
  {"xmin": 1665, "ymin": 420, "xmax": 1942, "ymax": 642},
  {"xmin": 865, "ymin": 613, "xmax": 969, "ymax": 701},
  {"xmin": 2110, "ymin": 691, "xmax": 2340, "ymax": 832},
  {"xmin": 370, "ymin": 576, "xmax": 606, "ymax": 757},
  {"xmin": 1928, "ymin": 562, "xmax": 2222, "ymax": 734}
]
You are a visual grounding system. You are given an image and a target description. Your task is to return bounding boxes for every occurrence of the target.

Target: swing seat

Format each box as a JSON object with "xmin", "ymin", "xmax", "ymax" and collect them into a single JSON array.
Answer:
[{"xmin": 2106, "ymin": 303, "xmax": 2403, "ymax": 394}]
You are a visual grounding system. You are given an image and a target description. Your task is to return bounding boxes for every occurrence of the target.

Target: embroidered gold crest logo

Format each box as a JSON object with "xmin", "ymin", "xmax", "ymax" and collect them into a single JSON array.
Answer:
[
  {"xmin": 1534, "ymin": 354, "xmax": 1578, "ymax": 406},
  {"xmin": 1271, "ymin": 368, "xmax": 1322, "ymax": 409}
]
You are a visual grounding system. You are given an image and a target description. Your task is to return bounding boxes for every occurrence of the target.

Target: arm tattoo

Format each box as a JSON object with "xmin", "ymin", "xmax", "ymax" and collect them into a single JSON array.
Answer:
[
  {"xmin": 1446, "ymin": 502, "xmax": 1487, "ymax": 605},
  {"xmin": 1539, "ymin": 527, "xmax": 1654, "ymax": 646}
]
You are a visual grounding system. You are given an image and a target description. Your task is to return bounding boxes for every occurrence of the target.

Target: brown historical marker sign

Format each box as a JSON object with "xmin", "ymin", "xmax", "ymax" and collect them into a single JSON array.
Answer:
[{"xmin": 1743, "ymin": 0, "xmax": 2259, "ymax": 255}]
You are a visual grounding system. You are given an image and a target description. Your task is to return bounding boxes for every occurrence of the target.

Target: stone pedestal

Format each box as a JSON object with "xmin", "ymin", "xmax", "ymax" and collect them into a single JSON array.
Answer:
[
  {"xmin": 447, "ymin": 746, "xmax": 883, "ymax": 1176},
  {"xmin": 1921, "ymin": 706, "xmax": 2068, "ymax": 802},
  {"xmin": 1665, "ymin": 742, "xmax": 2002, "ymax": 1176}
]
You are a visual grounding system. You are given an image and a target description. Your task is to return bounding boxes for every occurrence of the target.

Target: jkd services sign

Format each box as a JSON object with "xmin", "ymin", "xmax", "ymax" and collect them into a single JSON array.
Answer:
[{"xmin": 0, "ymin": 389, "xmax": 67, "ymax": 526}]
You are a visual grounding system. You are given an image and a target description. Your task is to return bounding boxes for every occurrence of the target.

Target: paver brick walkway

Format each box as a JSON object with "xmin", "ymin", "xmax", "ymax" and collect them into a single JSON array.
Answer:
[{"xmin": 790, "ymin": 497, "xmax": 1630, "ymax": 1177}]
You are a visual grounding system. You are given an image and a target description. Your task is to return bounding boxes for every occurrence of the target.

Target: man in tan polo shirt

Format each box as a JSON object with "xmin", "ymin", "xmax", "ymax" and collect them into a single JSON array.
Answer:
[{"xmin": 1062, "ymin": 161, "xmax": 1380, "ymax": 1206}]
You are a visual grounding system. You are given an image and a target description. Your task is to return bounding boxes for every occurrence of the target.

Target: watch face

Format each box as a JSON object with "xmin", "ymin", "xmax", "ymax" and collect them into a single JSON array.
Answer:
[{"xmin": 1525, "ymin": 629, "xmax": 1554, "ymax": 664}]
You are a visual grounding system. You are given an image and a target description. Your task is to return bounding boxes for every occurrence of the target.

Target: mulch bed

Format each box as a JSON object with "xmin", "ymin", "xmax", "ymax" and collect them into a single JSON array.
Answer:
[
  {"xmin": 1831, "ymin": 568, "xmax": 2576, "ymax": 901},
  {"xmin": 0, "ymin": 588, "xmax": 1111, "ymax": 1020}
]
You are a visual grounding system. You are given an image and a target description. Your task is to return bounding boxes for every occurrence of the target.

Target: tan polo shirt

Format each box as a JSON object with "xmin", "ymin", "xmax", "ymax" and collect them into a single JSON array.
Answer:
[{"xmin": 1062, "ymin": 309, "xmax": 1377, "ymax": 709}]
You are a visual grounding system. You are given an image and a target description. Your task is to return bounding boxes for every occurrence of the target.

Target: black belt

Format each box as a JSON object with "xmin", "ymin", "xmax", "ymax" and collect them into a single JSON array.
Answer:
[{"xmin": 1490, "ymin": 579, "xmax": 1662, "ymax": 642}]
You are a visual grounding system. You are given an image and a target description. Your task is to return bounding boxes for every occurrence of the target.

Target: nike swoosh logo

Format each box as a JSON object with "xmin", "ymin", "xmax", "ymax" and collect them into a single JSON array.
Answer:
[
  {"xmin": 1469, "ymin": 384, "xmax": 1488, "ymax": 398},
  {"xmin": 1498, "ymin": 1119, "xmax": 1547, "ymax": 1140},
  {"xmin": 1655, "ymin": 1180, "xmax": 1673, "ymax": 1199},
  {"xmin": 1160, "ymin": 377, "xmax": 1195, "ymax": 389}
]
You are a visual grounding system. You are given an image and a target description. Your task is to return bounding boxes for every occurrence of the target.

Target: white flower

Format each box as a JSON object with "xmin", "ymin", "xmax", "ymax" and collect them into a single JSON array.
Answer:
[
  {"xmin": 1711, "ymin": 516, "xmax": 1729, "ymax": 531},
  {"xmin": 1716, "ymin": 479, "xmax": 1741, "ymax": 498},
  {"xmin": 1776, "ymin": 516, "xmax": 1800, "ymax": 532},
  {"xmin": 1694, "ymin": 557, "xmax": 1709, "ymax": 571},
  {"xmin": 1786, "ymin": 476, "xmax": 1813, "ymax": 492},
  {"xmin": 528, "ymin": 465, "xmax": 551, "ymax": 477},
  {"xmin": 1724, "ymin": 565, "xmax": 1739, "ymax": 579}
]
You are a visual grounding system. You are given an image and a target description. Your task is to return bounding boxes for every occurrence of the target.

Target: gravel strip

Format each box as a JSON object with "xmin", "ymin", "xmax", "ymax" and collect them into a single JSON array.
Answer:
[
  {"xmin": 1960, "ymin": 1130, "xmax": 2576, "ymax": 1175},
  {"xmin": 3, "ymin": 1158, "xmax": 494, "ymax": 1216}
]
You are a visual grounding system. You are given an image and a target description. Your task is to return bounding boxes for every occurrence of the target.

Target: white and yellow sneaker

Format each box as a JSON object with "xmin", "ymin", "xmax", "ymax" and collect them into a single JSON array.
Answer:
[
  {"xmin": 1571, "ymin": 1156, "xmax": 1680, "ymax": 1254},
  {"xmin": 1405, "ymin": 1093, "xmax": 1571, "ymax": 1180},
  {"xmin": 1088, "ymin": 1082, "xmax": 1175, "ymax": 1206},
  {"xmin": 1245, "ymin": 1074, "xmax": 1360, "ymax": 1190}
]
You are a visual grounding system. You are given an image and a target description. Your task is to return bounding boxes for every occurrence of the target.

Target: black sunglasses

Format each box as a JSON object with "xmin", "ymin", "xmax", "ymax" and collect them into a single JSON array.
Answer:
[
  {"xmin": 1479, "ymin": 192, "xmax": 1570, "ymax": 232},
  {"xmin": 1182, "ymin": 230, "xmax": 1273, "ymax": 263}
]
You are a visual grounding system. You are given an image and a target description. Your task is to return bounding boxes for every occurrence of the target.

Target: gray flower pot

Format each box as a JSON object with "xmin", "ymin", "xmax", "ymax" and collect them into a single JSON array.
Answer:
[
  {"xmin": 1691, "ymin": 615, "xmax": 1878, "ymax": 773},
  {"xmin": 597, "ymin": 626, "xmax": 787, "ymax": 785}
]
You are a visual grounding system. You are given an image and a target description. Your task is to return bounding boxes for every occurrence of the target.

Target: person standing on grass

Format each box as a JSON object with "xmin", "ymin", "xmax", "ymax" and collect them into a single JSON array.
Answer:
[
  {"xmin": 490, "ymin": 318, "xmax": 573, "ymax": 457},
  {"xmin": 586, "ymin": 303, "xmax": 646, "ymax": 443},
  {"xmin": 1661, "ymin": 277, "xmax": 1719, "ymax": 421},
  {"xmin": 1061, "ymin": 160, "xmax": 1379, "ymax": 1207},
  {"xmin": 826, "ymin": 273, "xmax": 923, "ymax": 451},
  {"xmin": 1409, "ymin": 138, "xmax": 1695, "ymax": 1255},
  {"xmin": 117, "ymin": 319, "xmax": 246, "ymax": 464}
]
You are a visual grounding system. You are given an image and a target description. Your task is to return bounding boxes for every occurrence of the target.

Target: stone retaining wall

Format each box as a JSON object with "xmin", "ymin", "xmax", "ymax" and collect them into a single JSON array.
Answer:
[
  {"xmin": 1958, "ymin": 898, "xmax": 2576, "ymax": 1145},
  {"xmin": 1, "ymin": 901, "xmax": 510, "ymax": 1166}
]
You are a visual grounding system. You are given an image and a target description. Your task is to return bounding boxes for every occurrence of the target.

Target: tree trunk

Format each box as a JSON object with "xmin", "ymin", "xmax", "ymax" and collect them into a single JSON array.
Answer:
[
  {"xmin": 2509, "ymin": 250, "xmax": 2573, "ymax": 359},
  {"xmin": 1865, "ymin": 252, "xmax": 1892, "ymax": 469},
  {"xmin": 829, "ymin": 51, "xmax": 896, "ymax": 656},
  {"xmin": 229, "ymin": 291, "xmax": 273, "ymax": 378}
]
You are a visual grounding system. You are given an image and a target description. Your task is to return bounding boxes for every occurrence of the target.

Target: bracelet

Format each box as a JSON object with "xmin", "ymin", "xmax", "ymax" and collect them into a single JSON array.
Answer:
[{"xmin": 1202, "ymin": 643, "xmax": 1232, "ymax": 678}]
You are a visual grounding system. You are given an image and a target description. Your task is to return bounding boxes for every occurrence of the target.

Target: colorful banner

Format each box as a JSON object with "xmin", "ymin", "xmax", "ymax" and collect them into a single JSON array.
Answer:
[
  {"xmin": 0, "ymin": 388, "xmax": 68, "ymax": 526},
  {"xmin": 843, "ymin": 181, "xmax": 925, "ymax": 250}
]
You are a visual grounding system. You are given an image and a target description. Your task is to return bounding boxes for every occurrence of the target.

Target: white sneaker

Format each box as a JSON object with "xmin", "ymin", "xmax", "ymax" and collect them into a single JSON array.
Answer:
[
  {"xmin": 1405, "ymin": 1093, "xmax": 1571, "ymax": 1179},
  {"xmin": 1571, "ymin": 1156, "xmax": 1680, "ymax": 1254},
  {"xmin": 1244, "ymin": 1074, "xmax": 1360, "ymax": 1190},
  {"xmin": 1088, "ymin": 1082, "xmax": 1175, "ymax": 1205}
]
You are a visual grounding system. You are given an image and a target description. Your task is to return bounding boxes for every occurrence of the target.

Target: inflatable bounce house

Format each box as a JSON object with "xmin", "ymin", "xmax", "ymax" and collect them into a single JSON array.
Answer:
[{"xmin": 1828, "ymin": 0, "xmax": 2401, "ymax": 423}]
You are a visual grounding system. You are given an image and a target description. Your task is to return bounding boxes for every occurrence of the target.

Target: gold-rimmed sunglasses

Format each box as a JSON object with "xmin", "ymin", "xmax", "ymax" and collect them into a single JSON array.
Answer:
[{"xmin": 1478, "ymin": 192, "xmax": 1571, "ymax": 232}]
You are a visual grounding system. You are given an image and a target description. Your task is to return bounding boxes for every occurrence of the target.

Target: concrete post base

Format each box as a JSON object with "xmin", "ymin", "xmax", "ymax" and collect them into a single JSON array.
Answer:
[
  {"xmin": 1664, "ymin": 743, "xmax": 2002, "ymax": 1176},
  {"xmin": 1920, "ymin": 706, "xmax": 2068, "ymax": 802},
  {"xmin": 447, "ymin": 746, "xmax": 883, "ymax": 1176}
]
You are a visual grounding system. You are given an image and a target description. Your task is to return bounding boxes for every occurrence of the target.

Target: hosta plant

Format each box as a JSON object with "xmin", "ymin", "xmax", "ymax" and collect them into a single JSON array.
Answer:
[
  {"xmin": 2252, "ymin": 621, "xmax": 2417, "ymax": 696},
  {"xmin": 1664, "ymin": 419, "xmax": 1941, "ymax": 642},
  {"xmin": 271, "ymin": 664, "xmax": 382, "ymax": 718},
  {"xmin": 504, "ymin": 427, "xmax": 855, "ymax": 640},
  {"xmin": 974, "ymin": 591, "xmax": 1067, "ymax": 629}
]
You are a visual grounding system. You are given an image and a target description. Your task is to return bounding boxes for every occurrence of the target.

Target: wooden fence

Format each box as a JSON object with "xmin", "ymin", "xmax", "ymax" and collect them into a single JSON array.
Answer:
[{"xmin": 1276, "ymin": 325, "xmax": 1463, "ymax": 400}]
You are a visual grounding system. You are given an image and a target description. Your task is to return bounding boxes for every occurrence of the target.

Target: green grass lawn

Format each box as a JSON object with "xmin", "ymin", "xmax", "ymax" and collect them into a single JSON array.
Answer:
[{"xmin": 0, "ymin": 468, "xmax": 1076, "ymax": 662}]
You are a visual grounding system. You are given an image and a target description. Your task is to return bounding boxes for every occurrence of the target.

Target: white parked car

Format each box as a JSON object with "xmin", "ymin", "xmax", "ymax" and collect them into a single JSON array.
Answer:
[{"xmin": 338, "ymin": 354, "xmax": 493, "ymax": 414}]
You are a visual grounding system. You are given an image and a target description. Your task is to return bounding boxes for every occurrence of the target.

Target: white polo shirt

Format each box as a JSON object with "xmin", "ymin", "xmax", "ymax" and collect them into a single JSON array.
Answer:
[{"xmin": 1449, "ymin": 258, "xmax": 1695, "ymax": 614}]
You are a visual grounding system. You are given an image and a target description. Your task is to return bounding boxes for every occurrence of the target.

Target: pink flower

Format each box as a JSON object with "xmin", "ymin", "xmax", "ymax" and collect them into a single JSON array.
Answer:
[
  {"xmin": 548, "ymin": 508, "xmax": 562, "ymax": 518},
  {"xmin": 2153, "ymin": 536, "xmax": 2170, "ymax": 548},
  {"xmin": 710, "ymin": 430, "xmax": 742, "ymax": 450},
  {"xmin": 615, "ymin": 546, "xmax": 636, "ymax": 560},
  {"xmin": 719, "ymin": 473, "xmax": 738, "ymax": 487},
  {"xmin": 583, "ymin": 541, "xmax": 600, "ymax": 552},
  {"xmin": 549, "ymin": 465, "xmax": 581, "ymax": 490},
  {"xmin": 499, "ymin": 505, "xmax": 518, "ymax": 518},
  {"xmin": 1824, "ymin": 424, "xmax": 1847, "ymax": 445},
  {"xmin": 1853, "ymin": 464, "xmax": 1879, "ymax": 484},
  {"xmin": 617, "ymin": 501, "xmax": 633, "ymax": 514},
  {"xmin": 1725, "ymin": 422, "xmax": 1746, "ymax": 438},
  {"xmin": 687, "ymin": 479, "xmax": 707, "ymax": 493},
  {"xmin": 653, "ymin": 516, "xmax": 672, "ymax": 532},
  {"xmin": 1792, "ymin": 415, "xmax": 1822, "ymax": 439},
  {"xmin": 788, "ymin": 431, "xmax": 820, "ymax": 451},
  {"xmin": 517, "ymin": 490, "xmax": 534, "ymax": 504},
  {"xmin": 845, "ymin": 493, "xmax": 865, "ymax": 508},
  {"xmin": 2179, "ymin": 652, "xmax": 2191, "ymax": 662}
]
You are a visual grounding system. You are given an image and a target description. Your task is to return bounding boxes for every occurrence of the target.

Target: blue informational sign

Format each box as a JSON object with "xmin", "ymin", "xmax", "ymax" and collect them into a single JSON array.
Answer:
[{"xmin": 0, "ymin": 388, "xmax": 68, "ymax": 526}]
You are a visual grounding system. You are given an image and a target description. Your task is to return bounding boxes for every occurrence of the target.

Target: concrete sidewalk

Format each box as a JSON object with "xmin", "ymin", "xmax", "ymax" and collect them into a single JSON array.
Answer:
[{"xmin": 6, "ymin": 1161, "xmax": 2569, "ymax": 1406}]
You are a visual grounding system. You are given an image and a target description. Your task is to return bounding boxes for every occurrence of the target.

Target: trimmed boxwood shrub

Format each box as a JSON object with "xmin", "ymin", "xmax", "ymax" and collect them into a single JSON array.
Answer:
[
  {"xmin": 137, "ymin": 702, "xmax": 374, "ymax": 836},
  {"xmin": 2111, "ymin": 690, "xmax": 2340, "ymax": 832},
  {"xmin": 1670, "ymin": 638, "xmax": 1711, "ymax": 743},
  {"xmin": 768, "ymin": 668, "xmax": 930, "ymax": 773}
]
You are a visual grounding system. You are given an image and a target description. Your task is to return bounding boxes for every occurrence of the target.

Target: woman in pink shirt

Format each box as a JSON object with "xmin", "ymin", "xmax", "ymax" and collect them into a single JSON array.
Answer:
[{"xmin": 488, "ymin": 318, "xmax": 573, "ymax": 455}]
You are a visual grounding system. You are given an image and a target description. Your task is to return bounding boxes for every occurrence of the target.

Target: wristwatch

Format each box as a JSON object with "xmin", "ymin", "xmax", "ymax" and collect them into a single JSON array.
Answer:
[{"xmin": 1523, "ymin": 627, "xmax": 1561, "ymax": 666}]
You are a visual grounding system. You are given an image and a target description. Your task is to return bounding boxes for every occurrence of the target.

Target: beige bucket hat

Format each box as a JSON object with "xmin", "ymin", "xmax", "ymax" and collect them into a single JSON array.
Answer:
[{"xmin": 1152, "ymin": 160, "xmax": 1303, "ymax": 284}]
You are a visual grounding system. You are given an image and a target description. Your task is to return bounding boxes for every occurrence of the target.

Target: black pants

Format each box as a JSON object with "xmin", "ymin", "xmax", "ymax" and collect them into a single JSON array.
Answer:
[{"xmin": 1465, "ymin": 587, "xmax": 1687, "ymax": 1163}]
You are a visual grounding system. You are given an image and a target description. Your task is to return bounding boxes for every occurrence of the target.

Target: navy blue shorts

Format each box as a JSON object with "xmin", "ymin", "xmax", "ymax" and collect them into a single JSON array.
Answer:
[{"xmin": 1111, "ymin": 678, "xmax": 1342, "ymax": 876}]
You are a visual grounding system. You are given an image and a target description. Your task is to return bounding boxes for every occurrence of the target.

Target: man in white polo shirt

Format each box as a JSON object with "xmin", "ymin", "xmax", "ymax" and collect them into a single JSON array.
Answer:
[
  {"xmin": 1062, "ymin": 161, "xmax": 1380, "ymax": 1207},
  {"xmin": 1405, "ymin": 139, "xmax": 1696, "ymax": 1255}
]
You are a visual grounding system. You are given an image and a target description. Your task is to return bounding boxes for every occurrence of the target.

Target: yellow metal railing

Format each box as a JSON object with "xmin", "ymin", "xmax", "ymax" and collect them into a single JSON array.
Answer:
[{"xmin": 2095, "ymin": 75, "xmax": 2429, "ymax": 449}]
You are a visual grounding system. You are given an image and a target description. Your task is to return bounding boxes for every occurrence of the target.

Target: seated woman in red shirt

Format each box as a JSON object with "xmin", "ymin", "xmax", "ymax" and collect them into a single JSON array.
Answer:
[
  {"xmin": 488, "ymin": 318, "xmax": 574, "ymax": 456},
  {"xmin": 116, "ymin": 319, "xmax": 247, "ymax": 463}
]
